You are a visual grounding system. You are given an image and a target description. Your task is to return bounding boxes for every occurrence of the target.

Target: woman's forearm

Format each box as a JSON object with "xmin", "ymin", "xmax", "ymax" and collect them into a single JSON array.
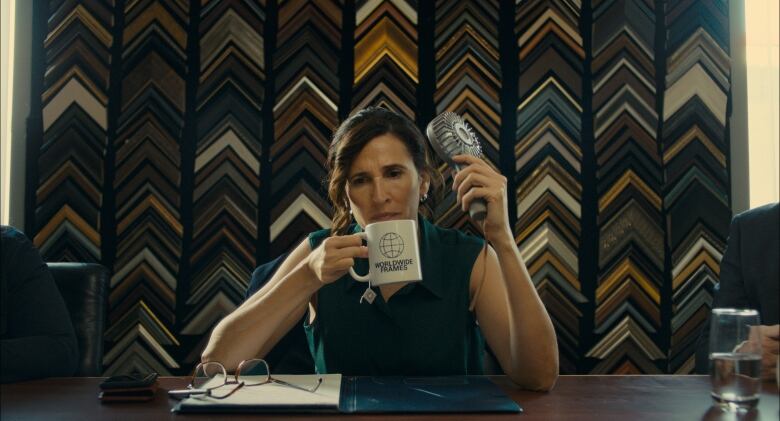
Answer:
[
  {"xmin": 201, "ymin": 260, "xmax": 321, "ymax": 371},
  {"xmin": 492, "ymin": 234, "xmax": 559, "ymax": 390}
]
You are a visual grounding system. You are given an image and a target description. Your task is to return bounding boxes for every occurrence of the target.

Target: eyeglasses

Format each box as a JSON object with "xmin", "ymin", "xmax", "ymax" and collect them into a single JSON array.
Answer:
[{"xmin": 168, "ymin": 359, "xmax": 322, "ymax": 399}]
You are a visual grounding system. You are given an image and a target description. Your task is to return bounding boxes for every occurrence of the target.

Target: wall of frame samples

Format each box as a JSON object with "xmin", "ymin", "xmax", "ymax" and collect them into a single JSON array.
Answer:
[{"xmin": 27, "ymin": 0, "xmax": 732, "ymax": 375}]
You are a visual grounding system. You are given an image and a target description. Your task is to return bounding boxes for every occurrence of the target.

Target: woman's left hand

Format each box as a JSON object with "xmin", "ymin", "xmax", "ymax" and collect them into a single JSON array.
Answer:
[{"xmin": 451, "ymin": 155, "xmax": 514, "ymax": 246}]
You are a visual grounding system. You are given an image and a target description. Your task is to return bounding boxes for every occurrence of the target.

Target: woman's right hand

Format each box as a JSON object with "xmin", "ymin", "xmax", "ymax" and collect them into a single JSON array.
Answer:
[{"xmin": 306, "ymin": 234, "xmax": 368, "ymax": 284}]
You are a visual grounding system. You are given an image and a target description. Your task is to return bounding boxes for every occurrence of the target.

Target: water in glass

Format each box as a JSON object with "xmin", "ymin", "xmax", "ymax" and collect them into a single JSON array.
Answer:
[
  {"xmin": 710, "ymin": 352, "xmax": 762, "ymax": 408},
  {"xmin": 708, "ymin": 308, "xmax": 762, "ymax": 410}
]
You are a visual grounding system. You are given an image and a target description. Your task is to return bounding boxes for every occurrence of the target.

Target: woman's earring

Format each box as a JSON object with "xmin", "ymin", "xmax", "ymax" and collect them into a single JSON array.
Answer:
[
  {"xmin": 420, "ymin": 194, "xmax": 428, "ymax": 203},
  {"xmin": 349, "ymin": 208, "xmax": 353, "ymax": 215}
]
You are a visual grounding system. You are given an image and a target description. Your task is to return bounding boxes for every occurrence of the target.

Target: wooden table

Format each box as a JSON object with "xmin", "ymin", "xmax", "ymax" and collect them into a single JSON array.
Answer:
[{"xmin": 1, "ymin": 375, "xmax": 777, "ymax": 420}]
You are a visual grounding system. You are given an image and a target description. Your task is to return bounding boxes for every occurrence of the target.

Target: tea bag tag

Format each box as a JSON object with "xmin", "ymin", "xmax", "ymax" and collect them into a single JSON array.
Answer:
[{"xmin": 360, "ymin": 284, "xmax": 376, "ymax": 304}]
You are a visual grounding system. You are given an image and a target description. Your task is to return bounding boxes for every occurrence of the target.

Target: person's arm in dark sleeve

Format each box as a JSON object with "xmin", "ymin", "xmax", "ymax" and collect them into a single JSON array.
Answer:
[
  {"xmin": 694, "ymin": 214, "xmax": 750, "ymax": 373},
  {"xmin": 1, "ymin": 229, "xmax": 79, "ymax": 383}
]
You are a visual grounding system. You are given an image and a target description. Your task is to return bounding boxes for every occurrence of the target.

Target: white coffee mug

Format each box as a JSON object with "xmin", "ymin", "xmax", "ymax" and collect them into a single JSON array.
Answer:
[{"xmin": 348, "ymin": 219, "xmax": 423, "ymax": 286}]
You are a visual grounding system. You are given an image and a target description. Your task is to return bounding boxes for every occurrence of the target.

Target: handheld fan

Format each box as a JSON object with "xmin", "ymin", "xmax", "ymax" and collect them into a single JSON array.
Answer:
[{"xmin": 426, "ymin": 112, "xmax": 487, "ymax": 221}]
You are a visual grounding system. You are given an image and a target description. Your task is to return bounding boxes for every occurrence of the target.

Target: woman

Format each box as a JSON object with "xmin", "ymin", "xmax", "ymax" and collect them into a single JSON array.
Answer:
[{"xmin": 202, "ymin": 107, "xmax": 558, "ymax": 390}]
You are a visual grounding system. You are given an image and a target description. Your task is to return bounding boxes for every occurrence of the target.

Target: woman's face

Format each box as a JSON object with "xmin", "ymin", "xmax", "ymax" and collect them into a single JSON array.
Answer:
[{"xmin": 345, "ymin": 134, "xmax": 430, "ymax": 227}]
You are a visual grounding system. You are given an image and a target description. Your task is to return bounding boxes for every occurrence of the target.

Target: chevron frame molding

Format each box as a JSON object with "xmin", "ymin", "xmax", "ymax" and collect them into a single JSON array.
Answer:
[{"xmin": 26, "ymin": 0, "xmax": 733, "ymax": 375}]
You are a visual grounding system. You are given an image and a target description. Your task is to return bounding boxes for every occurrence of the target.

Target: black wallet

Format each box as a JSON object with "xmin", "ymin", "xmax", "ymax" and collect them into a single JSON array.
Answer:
[{"xmin": 99, "ymin": 373, "xmax": 159, "ymax": 402}]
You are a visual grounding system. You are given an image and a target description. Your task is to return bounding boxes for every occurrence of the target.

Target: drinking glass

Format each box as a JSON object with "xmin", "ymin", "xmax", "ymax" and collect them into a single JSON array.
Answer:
[{"xmin": 709, "ymin": 308, "xmax": 762, "ymax": 410}]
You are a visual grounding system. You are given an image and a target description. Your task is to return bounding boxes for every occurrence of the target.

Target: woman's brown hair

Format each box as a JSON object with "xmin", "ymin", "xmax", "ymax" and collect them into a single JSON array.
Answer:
[{"xmin": 326, "ymin": 107, "xmax": 442, "ymax": 235}]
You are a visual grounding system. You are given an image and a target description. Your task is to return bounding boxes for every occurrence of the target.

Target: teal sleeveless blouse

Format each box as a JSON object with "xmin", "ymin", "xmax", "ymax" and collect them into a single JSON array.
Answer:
[{"xmin": 304, "ymin": 217, "xmax": 486, "ymax": 376}]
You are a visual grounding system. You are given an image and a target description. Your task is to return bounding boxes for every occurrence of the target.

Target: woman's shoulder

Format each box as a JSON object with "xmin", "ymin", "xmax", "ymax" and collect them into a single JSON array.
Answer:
[{"xmin": 424, "ymin": 220, "xmax": 484, "ymax": 248}]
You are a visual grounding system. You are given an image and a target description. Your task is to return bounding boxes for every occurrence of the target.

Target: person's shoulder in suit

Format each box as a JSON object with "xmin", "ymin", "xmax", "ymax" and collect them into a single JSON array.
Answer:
[
  {"xmin": 694, "ymin": 202, "xmax": 779, "ymax": 374},
  {"xmin": 733, "ymin": 203, "xmax": 779, "ymax": 324},
  {"xmin": 1, "ymin": 225, "xmax": 79, "ymax": 383},
  {"xmin": 731, "ymin": 202, "xmax": 779, "ymax": 262},
  {"xmin": 733, "ymin": 202, "xmax": 778, "ymax": 225}
]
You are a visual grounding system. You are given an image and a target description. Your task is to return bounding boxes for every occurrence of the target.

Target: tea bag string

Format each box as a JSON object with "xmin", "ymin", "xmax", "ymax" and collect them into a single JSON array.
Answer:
[
  {"xmin": 358, "ymin": 226, "xmax": 376, "ymax": 304},
  {"xmin": 359, "ymin": 277, "xmax": 376, "ymax": 304}
]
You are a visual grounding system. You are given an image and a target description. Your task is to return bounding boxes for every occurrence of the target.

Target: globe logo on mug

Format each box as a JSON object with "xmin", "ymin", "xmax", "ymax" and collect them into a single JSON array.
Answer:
[{"xmin": 378, "ymin": 232, "xmax": 404, "ymax": 258}]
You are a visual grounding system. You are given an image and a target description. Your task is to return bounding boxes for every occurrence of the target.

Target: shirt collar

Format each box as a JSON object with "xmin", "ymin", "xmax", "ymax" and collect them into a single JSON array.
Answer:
[{"xmin": 343, "ymin": 215, "xmax": 443, "ymax": 299}]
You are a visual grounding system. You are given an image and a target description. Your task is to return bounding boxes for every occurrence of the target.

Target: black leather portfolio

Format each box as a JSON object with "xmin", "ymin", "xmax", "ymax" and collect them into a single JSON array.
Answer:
[{"xmin": 340, "ymin": 376, "xmax": 522, "ymax": 413}]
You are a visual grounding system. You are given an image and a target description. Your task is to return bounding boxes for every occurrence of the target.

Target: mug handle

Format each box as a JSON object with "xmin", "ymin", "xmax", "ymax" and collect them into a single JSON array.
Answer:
[{"xmin": 348, "ymin": 232, "xmax": 370, "ymax": 282}]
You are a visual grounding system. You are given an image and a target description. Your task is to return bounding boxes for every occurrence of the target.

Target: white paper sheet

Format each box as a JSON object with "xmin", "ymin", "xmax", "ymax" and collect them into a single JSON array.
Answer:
[{"xmin": 178, "ymin": 374, "xmax": 341, "ymax": 409}]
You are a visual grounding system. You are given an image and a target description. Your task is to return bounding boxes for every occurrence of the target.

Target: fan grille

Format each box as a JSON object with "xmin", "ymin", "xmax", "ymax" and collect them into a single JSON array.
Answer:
[{"xmin": 427, "ymin": 112, "xmax": 483, "ymax": 164}]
